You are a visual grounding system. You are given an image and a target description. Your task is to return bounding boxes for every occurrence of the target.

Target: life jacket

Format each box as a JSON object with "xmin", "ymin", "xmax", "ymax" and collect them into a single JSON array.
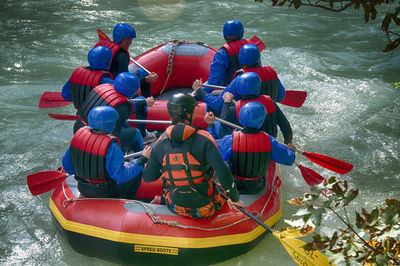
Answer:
[
  {"xmin": 95, "ymin": 40, "xmax": 130, "ymax": 76},
  {"xmin": 160, "ymin": 124, "xmax": 218, "ymax": 210},
  {"xmin": 69, "ymin": 127, "xmax": 121, "ymax": 184},
  {"xmin": 235, "ymin": 95, "xmax": 278, "ymax": 138},
  {"xmin": 235, "ymin": 66, "xmax": 279, "ymax": 101},
  {"xmin": 69, "ymin": 67, "xmax": 113, "ymax": 110},
  {"xmin": 78, "ymin": 84, "xmax": 133, "ymax": 125},
  {"xmin": 220, "ymin": 39, "xmax": 254, "ymax": 85},
  {"xmin": 94, "ymin": 40, "xmax": 130, "ymax": 60},
  {"xmin": 231, "ymin": 130, "xmax": 272, "ymax": 181}
]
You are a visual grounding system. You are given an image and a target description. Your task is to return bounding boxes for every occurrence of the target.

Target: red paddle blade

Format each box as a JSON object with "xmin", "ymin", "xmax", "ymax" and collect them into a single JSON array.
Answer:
[
  {"xmin": 27, "ymin": 171, "xmax": 67, "ymax": 196},
  {"xmin": 97, "ymin": 28, "xmax": 111, "ymax": 41},
  {"xmin": 297, "ymin": 163, "xmax": 326, "ymax": 186},
  {"xmin": 249, "ymin": 35, "xmax": 266, "ymax": 52},
  {"xmin": 302, "ymin": 151, "xmax": 353, "ymax": 175},
  {"xmin": 39, "ymin": 91, "xmax": 71, "ymax": 108},
  {"xmin": 280, "ymin": 90, "xmax": 307, "ymax": 108},
  {"xmin": 48, "ymin": 113, "xmax": 78, "ymax": 121}
]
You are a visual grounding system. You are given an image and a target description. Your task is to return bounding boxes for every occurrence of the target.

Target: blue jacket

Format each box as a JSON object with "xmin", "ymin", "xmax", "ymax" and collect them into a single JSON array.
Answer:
[
  {"xmin": 62, "ymin": 133, "xmax": 145, "ymax": 183},
  {"xmin": 207, "ymin": 125, "xmax": 295, "ymax": 165},
  {"xmin": 202, "ymin": 48, "xmax": 230, "ymax": 93}
]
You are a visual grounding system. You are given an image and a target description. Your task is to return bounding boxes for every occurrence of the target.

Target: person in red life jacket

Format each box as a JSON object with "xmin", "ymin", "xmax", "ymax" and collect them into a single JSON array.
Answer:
[
  {"xmin": 142, "ymin": 93, "xmax": 244, "ymax": 219},
  {"xmin": 74, "ymin": 72, "xmax": 154, "ymax": 153},
  {"xmin": 205, "ymin": 102, "xmax": 296, "ymax": 194},
  {"xmin": 94, "ymin": 23, "xmax": 158, "ymax": 141},
  {"xmin": 61, "ymin": 46, "xmax": 114, "ymax": 110},
  {"xmin": 234, "ymin": 44, "xmax": 286, "ymax": 102},
  {"xmin": 199, "ymin": 20, "xmax": 257, "ymax": 94},
  {"xmin": 193, "ymin": 44, "xmax": 286, "ymax": 113},
  {"xmin": 220, "ymin": 72, "xmax": 296, "ymax": 148},
  {"xmin": 62, "ymin": 106, "xmax": 152, "ymax": 199},
  {"xmin": 94, "ymin": 23, "xmax": 158, "ymax": 97}
]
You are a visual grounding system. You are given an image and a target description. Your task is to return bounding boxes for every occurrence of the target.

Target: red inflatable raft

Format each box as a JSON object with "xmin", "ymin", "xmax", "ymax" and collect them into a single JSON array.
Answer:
[{"xmin": 50, "ymin": 41, "xmax": 282, "ymax": 265}]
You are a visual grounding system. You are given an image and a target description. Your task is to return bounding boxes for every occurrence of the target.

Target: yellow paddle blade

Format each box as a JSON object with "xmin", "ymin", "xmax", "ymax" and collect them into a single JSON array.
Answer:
[
  {"xmin": 279, "ymin": 226, "xmax": 315, "ymax": 239},
  {"xmin": 273, "ymin": 232, "xmax": 330, "ymax": 266}
]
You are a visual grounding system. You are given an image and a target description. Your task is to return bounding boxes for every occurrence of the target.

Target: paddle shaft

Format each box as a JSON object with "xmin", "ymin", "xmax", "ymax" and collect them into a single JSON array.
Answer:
[
  {"xmin": 219, "ymin": 193, "xmax": 273, "ymax": 232},
  {"xmin": 200, "ymin": 83, "xmax": 306, "ymax": 108},
  {"xmin": 130, "ymin": 58, "xmax": 151, "ymax": 74}
]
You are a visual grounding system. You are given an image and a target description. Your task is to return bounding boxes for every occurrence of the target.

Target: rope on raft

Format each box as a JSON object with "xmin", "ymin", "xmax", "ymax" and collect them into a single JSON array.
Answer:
[{"xmin": 60, "ymin": 172, "xmax": 279, "ymax": 231}]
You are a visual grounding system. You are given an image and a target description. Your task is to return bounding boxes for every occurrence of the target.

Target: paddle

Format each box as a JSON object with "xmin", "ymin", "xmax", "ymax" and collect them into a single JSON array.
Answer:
[
  {"xmin": 219, "ymin": 193, "xmax": 329, "ymax": 266},
  {"xmin": 97, "ymin": 29, "xmax": 151, "ymax": 74},
  {"xmin": 39, "ymin": 91, "xmax": 72, "ymax": 108},
  {"xmin": 47, "ymin": 113, "xmax": 173, "ymax": 124},
  {"xmin": 297, "ymin": 149, "xmax": 353, "ymax": 175},
  {"xmin": 295, "ymin": 162, "xmax": 326, "ymax": 186},
  {"xmin": 201, "ymin": 83, "xmax": 307, "ymax": 108},
  {"xmin": 214, "ymin": 117, "xmax": 353, "ymax": 175},
  {"xmin": 27, "ymin": 151, "xmax": 143, "ymax": 196}
]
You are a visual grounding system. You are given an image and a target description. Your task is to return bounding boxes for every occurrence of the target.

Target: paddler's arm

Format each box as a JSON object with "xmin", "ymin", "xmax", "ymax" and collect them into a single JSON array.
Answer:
[
  {"xmin": 275, "ymin": 103, "xmax": 293, "ymax": 144},
  {"xmin": 61, "ymin": 80, "xmax": 72, "ymax": 101},
  {"xmin": 105, "ymin": 142, "xmax": 150, "ymax": 183},
  {"xmin": 201, "ymin": 49, "xmax": 230, "ymax": 93},
  {"xmin": 142, "ymin": 140, "xmax": 164, "ymax": 182},
  {"xmin": 269, "ymin": 135, "xmax": 295, "ymax": 166},
  {"xmin": 202, "ymin": 135, "xmax": 240, "ymax": 202},
  {"xmin": 62, "ymin": 146, "xmax": 75, "ymax": 175}
]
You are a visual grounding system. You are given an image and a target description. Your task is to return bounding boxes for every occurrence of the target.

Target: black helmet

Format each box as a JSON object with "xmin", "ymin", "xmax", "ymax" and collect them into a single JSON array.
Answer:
[{"xmin": 167, "ymin": 93, "xmax": 196, "ymax": 122}]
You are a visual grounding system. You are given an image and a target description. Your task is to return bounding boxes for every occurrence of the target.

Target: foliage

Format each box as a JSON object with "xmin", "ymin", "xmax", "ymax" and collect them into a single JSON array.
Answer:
[
  {"xmin": 286, "ymin": 176, "xmax": 400, "ymax": 265},
  {"xmin": 390, "ymin": 82, "xmax": 400, "ymax": 88},
  {"xmin": 255, "ymin": 0, "xmax": 400, "ymax": 53}
]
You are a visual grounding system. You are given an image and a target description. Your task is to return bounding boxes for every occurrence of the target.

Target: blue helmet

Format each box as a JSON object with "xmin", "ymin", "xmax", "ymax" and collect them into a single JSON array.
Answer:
[
  {"xmin": 88, "ymin": 106, "xmax": 119, "ymax": 133},
  {"xmin": 235, "ymin": 72, "xmax": 261, "ymax": 96},
  {"xmin": 239, "ymin": 44, "xmax": 260, "ymax": 65},
  {"xmin": 113, "ymin": 23, "xmax": 136, "ymax": 44},
  {"xmin": 223, "ymin": 20, "xmax": 244, "ymax": 39},
  {"xmin": 239, "ymin": 102, "xmax": 267, "ymax": 129},
  {"xmin": 114, "ymin": 72, "xmax": 140, "ymax": 98},
  {"xmin": 88, "ymin": 46, "xmax": 112, "ymax": 70}
]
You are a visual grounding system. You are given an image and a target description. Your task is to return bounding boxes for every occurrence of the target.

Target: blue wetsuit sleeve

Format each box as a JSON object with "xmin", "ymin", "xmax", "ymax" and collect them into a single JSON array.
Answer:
[
  {"xmin": 61, "ymin": 80, "xmax": 72, "ymax": 101},
  {"xmin": 202, "ymin": 79, "xmax": 239, "ymax": 111},
  {"xmin": 105, "ymin": 142, "xmax": 144, "ymax": 183},
  {"xmin": 100, "ymin": 75, "xmax": 114, "ymax": 85},
  {"xmin": 216, "ymin": 135, "xmax": 233, "ymax": 162},
  {"xmin": 62, "ymin": 147, "xmax": 75, "ymax": 175},
  {"xmin": 202, "ymin": 49, "xmax": 230, "ymax": 93},
  {"xmin": 206, "ymin": 124, "xmax": 217, "ymax": 139},
  {"xmin": 276, "ymin": 78, "xmax": 286, "ymax": 103},
  {"xmin": 269, "ymin": 135, "xmax": 295, "ymax": 165}
]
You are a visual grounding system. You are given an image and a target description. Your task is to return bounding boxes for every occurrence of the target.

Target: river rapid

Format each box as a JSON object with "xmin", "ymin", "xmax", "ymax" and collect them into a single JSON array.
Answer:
[{"xmin": 0, "ymin": 0, "xmax": 399, "ymax": 265}]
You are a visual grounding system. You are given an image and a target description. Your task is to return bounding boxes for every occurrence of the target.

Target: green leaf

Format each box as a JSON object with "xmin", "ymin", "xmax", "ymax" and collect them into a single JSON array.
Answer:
[
  {"xmin": 382, "ymin": 204, "xmax": 399, "ymax": 224},
  {"xmin": 369, "ymin": 208, "xmax": 379, "ymax": 226},
  {"xmin": 342, "ymin": 188, "xmax": 359, "ymax": 206}
]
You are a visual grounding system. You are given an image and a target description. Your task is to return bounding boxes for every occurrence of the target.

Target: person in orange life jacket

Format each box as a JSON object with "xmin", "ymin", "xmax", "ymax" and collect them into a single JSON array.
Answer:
[
  {"xmin": 62, "ymin": 106, "xmax": 152, "ymax": 199},
  {"xmin": 61, "ymin": 46, "xmax": 114, "ymax": 110},
  {"xmin": 219, "ymin": 72, "xmax": 296, "ymax": 148},
  {"xmin": 200, "ymin": 20, "xmax": 256, "ymax": 94},
  {"xmin": 94, "ymin": 23, "xmax": 158, "ymax": 141},
  {"xmin": 74, "ymin": 72, "xmax": 152, "ymax": 153},
  {"xmin": 193, "ymin": 44, "xmax": 286, "ymax": 113},
  {"xmin": 205, "ymin": 102, "xmax": 295, "ymax": 194},
  {"xmin": 142, "ymin": 93, "xmax": 244, "ymax": 219}
]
